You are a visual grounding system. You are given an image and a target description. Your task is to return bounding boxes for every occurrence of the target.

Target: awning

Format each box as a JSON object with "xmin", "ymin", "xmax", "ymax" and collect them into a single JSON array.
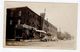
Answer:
[{"xmin": 35, "ymin": 30, "xmax": 46, "ymax": 33}]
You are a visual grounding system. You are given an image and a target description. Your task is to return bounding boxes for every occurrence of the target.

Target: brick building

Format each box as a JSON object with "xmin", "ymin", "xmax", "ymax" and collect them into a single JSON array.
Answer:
[
  {"xmin": 43, "ymin": 20, "xmax": 57, "ymax": 38},
  {"xmin": 6, "ymin": 6, "xmax": 57, "ymax": 39}
]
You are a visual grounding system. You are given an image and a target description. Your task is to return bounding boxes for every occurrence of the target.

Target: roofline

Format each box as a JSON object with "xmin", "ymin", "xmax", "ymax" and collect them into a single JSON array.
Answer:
[{"xmin": 7, "ymin": 6, "xmax": 57, "ymax": 30}]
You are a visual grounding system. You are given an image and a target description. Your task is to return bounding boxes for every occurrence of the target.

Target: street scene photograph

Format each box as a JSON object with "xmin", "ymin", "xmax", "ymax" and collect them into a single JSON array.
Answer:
[{"xmin": 4, "ymin": 1, "xmax": 77, "ymax": 49}]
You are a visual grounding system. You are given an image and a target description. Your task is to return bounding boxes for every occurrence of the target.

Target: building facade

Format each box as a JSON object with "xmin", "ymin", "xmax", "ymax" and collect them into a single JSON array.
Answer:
[
  {"xmin": 43, "ymin": 20, "xmax": 57, "ymax": 38},
  {"xmin": 6, "ymin": 6, "xmax": 57, "ymax": 39}
]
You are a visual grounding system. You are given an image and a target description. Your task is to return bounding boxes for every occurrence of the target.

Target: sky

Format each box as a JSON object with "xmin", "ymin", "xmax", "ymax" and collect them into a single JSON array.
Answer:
[{"xmin": 4, "ymin": 1, "xmax": 77, "ymax": 36}]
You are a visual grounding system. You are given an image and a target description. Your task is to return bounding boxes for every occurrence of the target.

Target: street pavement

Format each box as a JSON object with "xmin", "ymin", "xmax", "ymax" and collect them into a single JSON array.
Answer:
[{"xmin": 6, "ymin": 39, "xmax": 76, "ymax": 49}]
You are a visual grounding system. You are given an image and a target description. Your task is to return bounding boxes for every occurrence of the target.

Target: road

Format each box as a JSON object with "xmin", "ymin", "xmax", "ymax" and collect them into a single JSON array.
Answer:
[{"xmin": 6, "ymin": 39, "xmax": 76, "ymax": 49}]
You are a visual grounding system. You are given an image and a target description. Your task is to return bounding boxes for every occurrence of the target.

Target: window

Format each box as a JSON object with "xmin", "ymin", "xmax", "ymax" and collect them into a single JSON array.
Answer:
[
  {"xmin": 11, "ymin": 11, "xmax": 13, "ymax": 17},
  {"xmin": 19, "ymin": 10, "xmax": 22, "ymax": 16},
  {"xmin": 18, "ymin": 19, "xmax": 21, "ymax": 24},
  {"xmin": 10, "ymin": 20, "xmax": 12, "ymax": 25}
]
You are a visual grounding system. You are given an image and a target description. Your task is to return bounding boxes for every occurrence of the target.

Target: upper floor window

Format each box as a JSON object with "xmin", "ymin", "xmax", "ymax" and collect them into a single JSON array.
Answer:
[
  {"xmin": 11, "ymin": 11, "xmax": 13, "ymax": 17},
  {"xmin": 10, "ymin": 20, "xmax": 12, "ymax": 25},
  {"xmin": 19, "ymin": 10, "xmax": 22, "ymax": 16},
  {"xmin": 18, "ymin": 19, "xmax": 21, "ymax": 24}
]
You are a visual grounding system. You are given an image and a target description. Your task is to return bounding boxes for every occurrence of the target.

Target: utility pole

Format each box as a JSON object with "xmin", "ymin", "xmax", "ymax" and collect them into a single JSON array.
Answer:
[{"xmin": 40, "ymin": 8, "xmax": 46, "ymax": 30}]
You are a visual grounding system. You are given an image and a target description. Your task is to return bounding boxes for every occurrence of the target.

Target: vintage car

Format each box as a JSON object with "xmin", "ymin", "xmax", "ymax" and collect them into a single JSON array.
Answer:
[{"xmin": 40, "ymin": 33, "xmax": 52, "ymax": 42}]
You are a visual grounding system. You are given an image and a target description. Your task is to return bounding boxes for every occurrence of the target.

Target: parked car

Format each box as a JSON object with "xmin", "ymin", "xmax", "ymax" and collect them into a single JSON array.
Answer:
[
  {"xmin": 40, "ymin": 35, "xmax": 49, "ymax": 42},
  {"xmin": 51, "ymin": 36, "xmax": 58, "ymax": 41},
  {"xmin": 40, "ymin": 33, "xmax": 52, "ymax": 42}
]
